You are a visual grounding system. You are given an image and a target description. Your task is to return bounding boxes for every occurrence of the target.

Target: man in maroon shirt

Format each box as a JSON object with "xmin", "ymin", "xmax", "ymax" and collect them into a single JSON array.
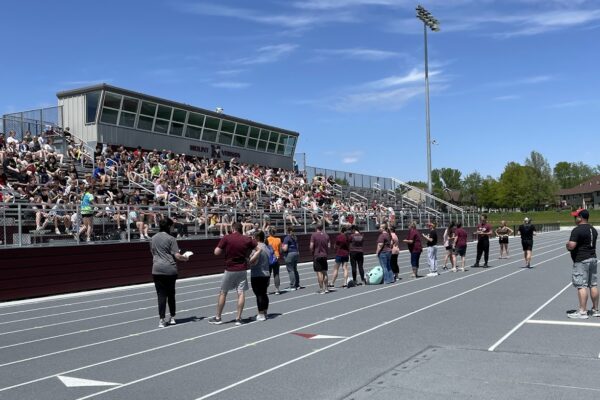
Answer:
[
  {"xmin": 209, "ymin": 222, "xmax": 258, "ymax": 325},
  {"xmin": 473, "ymin": 214, "xmax": 493, "ymax": 268},
  {"xmin": 310, "ymin": 224, "xmax": 331, "ymax": 294},
  {"xmin": 330, "ymin": 226, "xmax": 350, "ymax": 288},
  {"xmin": 403, "ymin": 221, "xmax": 423, "ymax": 278}
]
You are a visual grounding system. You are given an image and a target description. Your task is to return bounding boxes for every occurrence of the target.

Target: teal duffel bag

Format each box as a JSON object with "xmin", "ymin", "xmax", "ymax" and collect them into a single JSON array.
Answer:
[{"xmin": 366, "ymin": 265, "xmax": 383, "ymax": 285}]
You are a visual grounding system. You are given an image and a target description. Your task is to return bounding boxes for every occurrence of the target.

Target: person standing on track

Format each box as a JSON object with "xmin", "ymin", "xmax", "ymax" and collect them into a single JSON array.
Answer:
[
  {"xmin": 496, "ymin": 220, "xmax": 513, "ymax": 259},
  {"xmin": 566, "ymin": 209, "xmax": 598, "ymax": 319},
  {"xmin": 403, "ymin": 221, "xmax": 422, "ymax": 278},
  {"xmin": 473, "ymin": 214, "xmax": 492, "ymax": 268},
  {"xmin": 282, "ymin": 226, "xmax": 301, "ymax": 291},
  {"xmin": 310, "ymin": 223, "xmax": 330, "ymax": 294},
  {"xmin": 442, "ymin": 222, "xmax": 456, "ymax": 271},
  {"xmin": 266, "ymin": 227, "xmax": 282, "ymax": 295},
  {"xmin": 330, "ymin": 226, "xmax": 350, "ymax": 288},
  {"xmin": 249, "ymin": 231, "xmax": 271, "ymax": 321},
  {"xmin": 423, "ymin": 222, "xmax": 439, "ymax": 277},
  {"xmin": 210, "ymin": 222, "xmax": 258, "ymax": 326},
  {"xmin": 349, "ymin": 225, "xmax": 366, "ymax": 285},
  {"xmin": 390, "ymin": 226, "xmax": 401, "ymax": 281},
  {"xmin": 376, "ymin": 223, "xmax": 394, "ymax": 284},
  {"xmin": 151, "ymin": 217, "xmax": 190, "ymax": 328},
  {"xmin": 517, "ymin": 217, "xmax": 536, "ymax": 268},
  {"xmin": 454, "ymin": 222, "xmax": 468, "ymax": 272}
]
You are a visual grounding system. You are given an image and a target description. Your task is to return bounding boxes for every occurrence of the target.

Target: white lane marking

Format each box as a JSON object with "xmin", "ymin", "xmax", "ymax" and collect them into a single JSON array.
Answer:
[
  {"xmin": 0, "ymin": 236, "xmax": 565, "ymax": 336},
  {"xmin": 488, "ymin": 280, "xmax": 572, "ymax": 352},
  {"xmin": 0, "ymin": 238, "xmax": 567, "ymax": 370},
  {"xmin": 58, "ymin": 376, "xmax": 120, "ymax": 387},
  {"xmin": 1, "ymin": 230, "xmax": 564, "ymax": 312},
  {"xmin": 74, "ymin": 265, "xmax": 531, "ymax": 400},
  {"xmin": 526, "ymin": 319, "xmax": 600, "ymax": 328}
]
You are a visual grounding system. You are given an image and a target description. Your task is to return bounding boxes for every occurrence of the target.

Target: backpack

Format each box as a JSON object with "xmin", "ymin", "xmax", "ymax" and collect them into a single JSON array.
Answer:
[
  {"xmin": 266, "ymin": 244, "xmax": 278, "ymax": 266},
  {"xmin": 366, "ymin": 266, "xmax": 384, "ymax": 285}
]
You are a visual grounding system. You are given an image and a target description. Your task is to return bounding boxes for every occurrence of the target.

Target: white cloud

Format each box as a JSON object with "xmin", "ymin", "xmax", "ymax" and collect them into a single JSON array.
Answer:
[
  {"xmin": 493, "ymin": 95, "xmax": 520, "ymax": 101},
  {"xmin": 314, "ymin": 47, "xmax": 404, "ymax": 61},
  {"xmin": 331, "ymin": 85, "xmax": 426, "ymax": 112},
  {"xmin": 362, "ymin": 68, "xmax": 441, "ymax": 89},
  {"xmin": 488, "ymin": 75, "xmax": 555, "ymax": 87},
  {"xmin": 545, "ymin": 100, "xmax": 586, "ymax": 109},
  {"xmin": 236, "ymin": 44, "xmax": 298, "ymax": 65},
  {"xmin": 341, "ymin": 151, "xmax": 364, "ymax": 164},
  {"xmin": 211, "ymin": 82, "xmax": 251, "ymax": 89},
  {"xmin": 216, "ymin": 69, "xmax": 246, "ymax": 76},
  {"xmin": 177, "ymin": 3, "xmax": 356, "ymax": 29}
]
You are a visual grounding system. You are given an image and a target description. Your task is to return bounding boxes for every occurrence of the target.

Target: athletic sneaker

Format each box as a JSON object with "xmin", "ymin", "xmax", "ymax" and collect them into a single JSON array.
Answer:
[
  {"xmin": 158, "ymin": 319, "xmax": 166, "ymax": 328},
  {"xmin": 256, "ymin": 314, "xmax": 267, "ymax": 321},
  {"xmin": 426, "ymin": 272, "xmax": 438, "ymax": 277},
  {"xmin": 450, "ymin": 268, "xmax": 457, "ymax": 273},
  {"xmin": 208, "ymin": 316, "xmax": 223, "ymax": 325},
  {"xmin": 55, "ymin": 228, "xmax": 61, "ymax": 235},
  {"xmin": 234, "ymin": 319, "xmax": 243, "ymax": 326},
  {"xmin": 567, "ymin": 310, "xmax": 589, "ymax": 319},
  {"xmin": 274, "ymin": 290, "xmax": 282, "ymax": 295},
  {"xmin": 168, "ymin": 317, "xmax": 176, "ymax": 325},
  {"xmin": 472, "ymin": 264, "xmax": 480, "ymax": 268},
  {"xmin": 286, "ymin": 287, "xmax": 296, "ymax": 291},
  {"xmin": 591, "ymin": 309, "xmax": 600, "ymax": 317},
  {"xmin": 483, "ymin": 264, "xmax": 488, "ymax": 268}
]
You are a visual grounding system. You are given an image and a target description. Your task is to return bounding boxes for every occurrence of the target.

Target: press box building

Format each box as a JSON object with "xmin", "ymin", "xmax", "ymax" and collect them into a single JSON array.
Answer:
[{"xmin": 57, "ymin": 84, "xmax": 299, "ymax": 169}]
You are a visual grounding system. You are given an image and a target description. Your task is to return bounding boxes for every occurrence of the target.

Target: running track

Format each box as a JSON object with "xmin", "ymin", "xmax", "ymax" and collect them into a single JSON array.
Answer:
[{"xmin": 1, "ymin": 230, "xmax": 599, "ymax": 400}]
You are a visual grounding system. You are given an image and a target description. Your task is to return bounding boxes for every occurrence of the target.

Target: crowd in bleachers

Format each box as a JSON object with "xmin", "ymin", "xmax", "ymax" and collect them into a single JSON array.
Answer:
[{"xmin": 0, "ymin": 127, "xmax": 397, "ymax": 242}]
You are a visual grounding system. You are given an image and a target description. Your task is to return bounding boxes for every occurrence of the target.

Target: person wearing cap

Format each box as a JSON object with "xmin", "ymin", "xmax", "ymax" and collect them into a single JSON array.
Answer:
[
  {"xmin": 517, "ymin": 217, "xmax": 536, "ymax": 268},
  {"xmin": 566, "ymin": 209, "xmax": 598, "ymax": 319}
]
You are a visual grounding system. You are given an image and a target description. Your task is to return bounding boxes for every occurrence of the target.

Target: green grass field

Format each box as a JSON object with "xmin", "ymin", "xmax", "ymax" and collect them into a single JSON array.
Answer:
[{"xmin": 484, "ymin": 210, "xmax": 599, "ymax": 227}]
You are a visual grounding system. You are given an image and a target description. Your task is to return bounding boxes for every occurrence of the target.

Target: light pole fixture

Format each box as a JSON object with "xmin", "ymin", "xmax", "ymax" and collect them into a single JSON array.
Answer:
[{"xmin": 416, "ymin": 5, "xmax": 440, "ymax": 196}]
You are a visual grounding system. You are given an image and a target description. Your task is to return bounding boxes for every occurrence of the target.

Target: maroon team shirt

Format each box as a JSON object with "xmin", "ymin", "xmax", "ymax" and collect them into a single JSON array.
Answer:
[
  {"xmin": 406, "ymin": 228, "xmax": 423, "ymax": 253},
  {"xmin": 455, "ymin": 228, "xmax": 468, "ymax": 247},
  {"xmin": 335, "ymin": 233, "xmax": 350, "ymax": 257},
  {"xmin": 377, "ymin": 231, "xmax": 392, "ymax": 253},
  {"xmin": 476, "ymin": 223, "xmax": 492, "ymax": 241},
  {"xmin": 217, "ymin": 232, "xmax": 258, "ymax": 271},
  {"xmin": 311, "ymin": 231, "xmax": 330, "ymax": 259}
]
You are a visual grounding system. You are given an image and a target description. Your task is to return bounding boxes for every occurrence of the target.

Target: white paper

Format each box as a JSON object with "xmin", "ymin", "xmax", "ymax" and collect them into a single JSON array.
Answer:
[{"xmin": 182, "ymin": 251, "xmax": 194, "ymax": 258}]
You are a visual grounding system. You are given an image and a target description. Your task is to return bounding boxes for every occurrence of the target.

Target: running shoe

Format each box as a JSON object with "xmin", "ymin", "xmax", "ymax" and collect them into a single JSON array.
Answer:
[
  {"xmin": 256, "ymin": 314, "xmax": 267, "ymax": 321},
  {"xmin": 208, "ymin": 316, "xmax": 223, "ymax": 325},
  {"xmin": 274, "ymin": 290, "xmax": 282, "ymax": 295},
  {"xmin": 567, "ymin": 310, "xmax": 589, "ymax": 319},
  {"xmin": 426, "ymin": 272, "xmax": 438, "ymax": 277},
  {"xmin": 168, "ymin": 317, "xmax": 176, "ymax": 325},
  {"xmin": 158, "ymin": 319, "xmax": 166, "ymax": 328},
  {"xmin": 591, "ymin": 309, "xmax": 600, "ymax": 317},
  {"xmin": 235, "ymin": 319, "xmax": 243, "ymax": 326},
  {"xmin": 450, "ymin": 268, "xmax": 457, "ymax": 273}
]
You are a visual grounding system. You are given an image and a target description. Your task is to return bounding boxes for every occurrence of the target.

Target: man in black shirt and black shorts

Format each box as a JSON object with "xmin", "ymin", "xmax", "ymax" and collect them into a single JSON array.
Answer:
[{"xmin": 518, "ymin": 217, "xmax": 536, "ymax": 268}]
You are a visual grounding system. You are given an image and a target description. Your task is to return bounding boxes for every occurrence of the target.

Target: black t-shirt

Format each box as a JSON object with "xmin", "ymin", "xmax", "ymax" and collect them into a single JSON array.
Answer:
[
  {"xmin": 569, "ymin": 224, "xmax": 598, "ymax": 263},
  {"xmin": 518, "ymin": 224, "xmax": 536, "ymax": 241},
  {"xmin": 427, "ymin": 229, "xmax": 438, "ymax": 247}
]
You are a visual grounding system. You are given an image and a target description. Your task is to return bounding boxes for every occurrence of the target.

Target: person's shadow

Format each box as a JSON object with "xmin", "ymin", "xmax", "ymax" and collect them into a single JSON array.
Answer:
[{"xmin": 173, "ymin": 316, "xmax": 203, "ymax": 324}]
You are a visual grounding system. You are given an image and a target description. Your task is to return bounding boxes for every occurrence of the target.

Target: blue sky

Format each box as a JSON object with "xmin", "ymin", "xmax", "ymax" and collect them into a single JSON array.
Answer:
[{"xmin": 1, "ymin": 0, "xmax": 599, "ymax": 181}]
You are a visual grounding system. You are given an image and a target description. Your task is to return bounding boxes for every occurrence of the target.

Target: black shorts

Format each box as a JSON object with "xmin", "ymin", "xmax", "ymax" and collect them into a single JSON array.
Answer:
[
  {"xmin": 456, "ymin": 246, "xmax": 467, "ymax": 257},
  {"xmin": 313, "ymin": 257, "xmax": 328, "ymax": 272},
  {"xmin": 522, "ymin": 240, "xmax": 533, "ymax": 251},
  {"xmin": 499, "ymin": 236, "xmax": 509, "ymax": 244},
  {"xmin": 445, "ymin": 246, "xmax": 453, "ymax": 251}
]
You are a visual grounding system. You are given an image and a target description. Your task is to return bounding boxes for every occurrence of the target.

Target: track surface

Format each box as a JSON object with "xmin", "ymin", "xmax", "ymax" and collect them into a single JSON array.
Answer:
[{"xmin": 1, "ymin": 230, "xmax": 599, "ymax": 400}]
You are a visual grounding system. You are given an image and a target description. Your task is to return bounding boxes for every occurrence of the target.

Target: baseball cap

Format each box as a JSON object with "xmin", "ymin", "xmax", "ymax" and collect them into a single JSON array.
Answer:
[{"xmin": 571, "ymin": 208, "xmax": 590, "ymax": 219}]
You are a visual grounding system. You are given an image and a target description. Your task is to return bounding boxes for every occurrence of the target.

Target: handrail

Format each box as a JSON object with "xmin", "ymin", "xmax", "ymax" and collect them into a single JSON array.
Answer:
[
  {"xmin": 128, "ymin": 171, "xmax": 198, "ymax": 211},
  {"xmin": 391, "ymin": 177, "xmax": 463, "ymax": 213},
  {"xmin": 349, "ymin": 191, "xmax": 368, "ymax": 203}
]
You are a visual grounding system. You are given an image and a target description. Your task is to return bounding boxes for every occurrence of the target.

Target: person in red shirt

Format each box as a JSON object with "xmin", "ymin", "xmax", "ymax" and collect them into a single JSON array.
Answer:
[
  {"xmin": 330, "ymin": 226, "xmax": 350, "ymax": 288},
  {"xmin": 454, "ymin": 222, "xmax": 469, "ymax": 272},
  {"xmin": 310, "ymin": 224, "xmax": 331, "ymax": 294},
  {"xmin": 403, "ymin": 221, "xmax": 423, "ymax": 278},
  {"xmin": 209, "ymin": 222, "xmax": 258, "ymax": 326}
]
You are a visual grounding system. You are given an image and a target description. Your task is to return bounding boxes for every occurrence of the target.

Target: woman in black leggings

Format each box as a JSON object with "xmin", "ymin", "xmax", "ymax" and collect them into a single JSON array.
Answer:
[
  {"xmin": 151, "ymin": 217, "xmax": 190, "ymax": 328},
  {"xmin": 249, "ymin": 231, "xmax": 271, "ymax": 321},
  {"xmin": 349, "ymin": 225, "xmax": 366, "ymax": 285}
]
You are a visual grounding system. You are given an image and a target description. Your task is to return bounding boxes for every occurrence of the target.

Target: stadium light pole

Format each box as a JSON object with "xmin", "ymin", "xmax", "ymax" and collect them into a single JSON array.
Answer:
[{"xmin": 416, "ymin": 5, "xmax": 440, "ymax": 196}]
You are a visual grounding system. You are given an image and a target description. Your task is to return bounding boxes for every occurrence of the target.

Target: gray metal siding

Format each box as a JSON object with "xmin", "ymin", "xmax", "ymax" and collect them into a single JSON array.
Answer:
[{"xmin": 59, "ymin": 95, "xmax": 97, "ymax": 142}]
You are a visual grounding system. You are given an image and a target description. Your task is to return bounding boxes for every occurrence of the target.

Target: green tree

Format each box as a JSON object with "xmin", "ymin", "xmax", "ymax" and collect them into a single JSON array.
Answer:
[
  {"xmin": 432, "ymin": 168, "xmax": 462, "ymax": 199},
  {"xmin": 478, "ymin": 176, "xmax": 500, "ymax": 210},
  {"xmin": 553, "ymin": 161, "xmax": 597, "ymax": 189},
  {"xmin": 525, "ymin": 151, "xmax": 556, "ymax": 210},
  {"xmin": 497, "ymin": 162, "xmax": 536, "ymax": 210},
  {"xmin": 462, "ymin": 172, "xmax": 483, "ymax": 206}
]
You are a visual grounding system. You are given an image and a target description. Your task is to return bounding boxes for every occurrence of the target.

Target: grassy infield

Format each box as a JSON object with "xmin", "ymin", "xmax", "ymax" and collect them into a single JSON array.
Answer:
[{"xmin": 484, "ymin": 210, "xmax": 600, "ymax": 228}]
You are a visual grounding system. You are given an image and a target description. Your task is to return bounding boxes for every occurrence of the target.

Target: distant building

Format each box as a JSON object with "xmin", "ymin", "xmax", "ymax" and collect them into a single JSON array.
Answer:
[{"xmin": 557, "ymin": 175, "xmax": 600, "ymax": 210}]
